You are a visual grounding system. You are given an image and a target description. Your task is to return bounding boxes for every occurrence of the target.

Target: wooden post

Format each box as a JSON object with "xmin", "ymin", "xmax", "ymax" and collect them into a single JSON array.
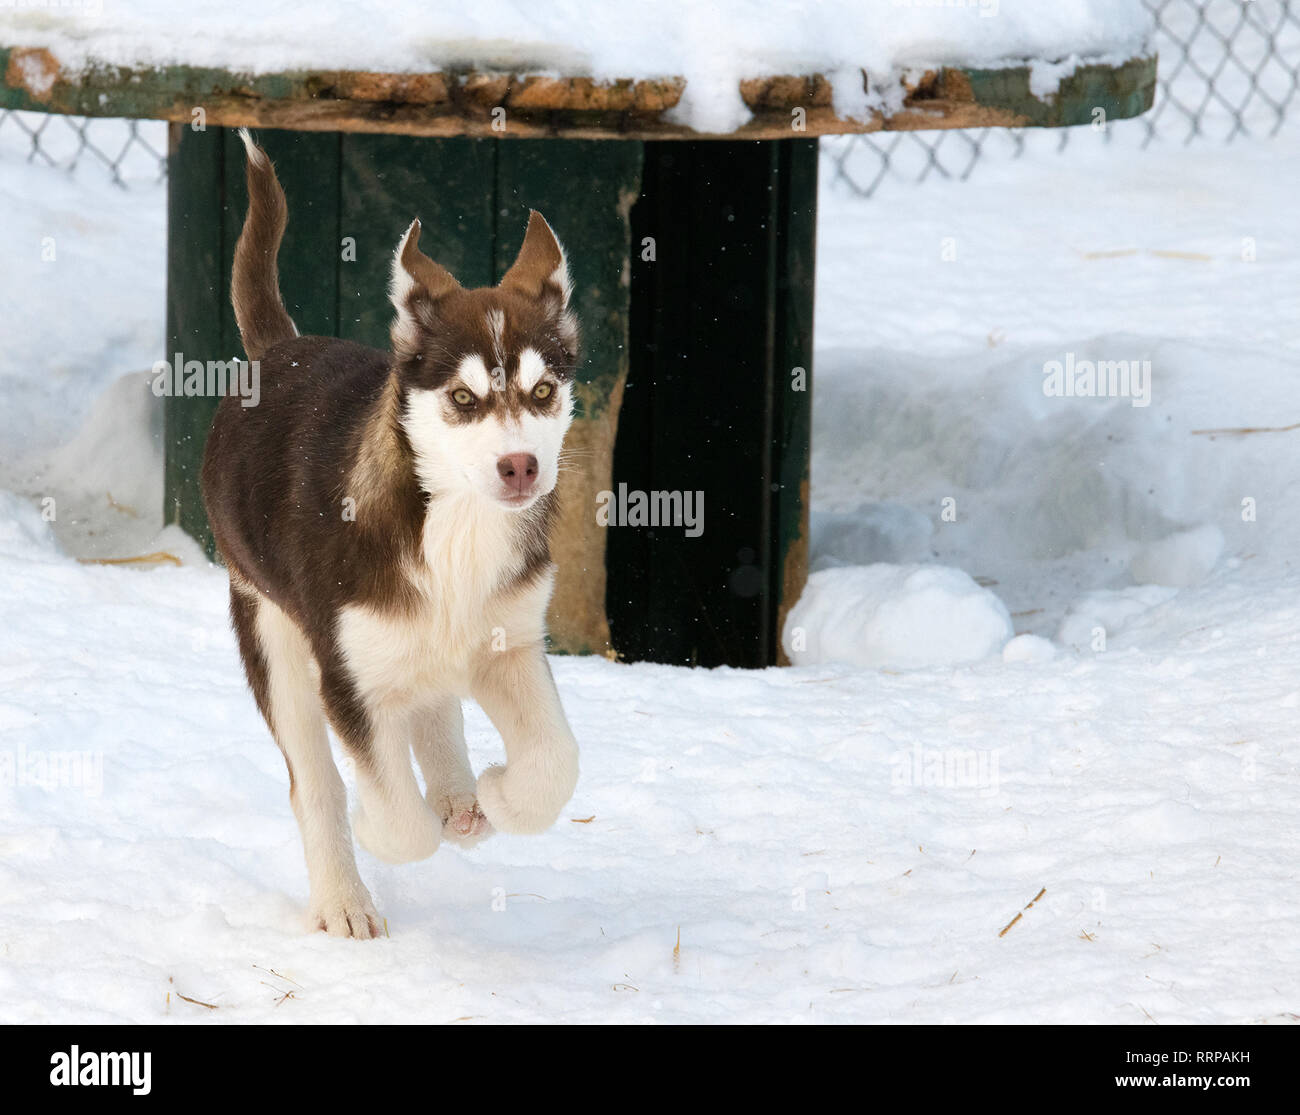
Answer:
[{"xmin": 163, "ymin": 123, "xmax": 223, "ymax": 545}]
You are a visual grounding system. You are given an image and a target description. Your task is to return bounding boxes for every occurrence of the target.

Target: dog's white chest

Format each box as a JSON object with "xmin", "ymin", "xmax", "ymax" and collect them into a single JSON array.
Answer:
[{"xmin": 336, "ymin": 494, "xmax": 550, "ymax": 703}]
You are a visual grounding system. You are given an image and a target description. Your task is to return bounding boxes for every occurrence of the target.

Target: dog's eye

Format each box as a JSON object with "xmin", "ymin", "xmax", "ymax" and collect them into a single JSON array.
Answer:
[
  {"xmin": 533, "ymin": 382, "xmax": 553, "ymax": 401},
  {"xmin": 451, "ymin": 388, "xmax": 475, "ymax": 407}
]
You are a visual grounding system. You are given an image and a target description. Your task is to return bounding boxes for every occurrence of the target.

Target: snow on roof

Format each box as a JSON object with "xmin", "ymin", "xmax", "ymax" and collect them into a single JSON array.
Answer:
[{"xmin": 0, "ymin": 0, "xmax": 1154, "ymax": 133}]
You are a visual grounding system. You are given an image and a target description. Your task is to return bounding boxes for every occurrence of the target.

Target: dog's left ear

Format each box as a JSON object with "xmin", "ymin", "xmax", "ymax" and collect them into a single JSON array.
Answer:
[
  {"xmin": 499, "ymin": 211, "xmax": 571, "ymax": 311},
  {"xmin": 389, "ymin": 218, "xmax": 461, "ymax": 355}
]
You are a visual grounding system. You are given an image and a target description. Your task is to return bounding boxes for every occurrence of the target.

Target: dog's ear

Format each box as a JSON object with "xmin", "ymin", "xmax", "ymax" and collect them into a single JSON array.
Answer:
[
  {"xmin": 499, "ymin": 210, "xmax": 571, "ymax": 311},
  {"xmin": 389, "ymin": 219, "xmax": 459, "ymax": 352}
]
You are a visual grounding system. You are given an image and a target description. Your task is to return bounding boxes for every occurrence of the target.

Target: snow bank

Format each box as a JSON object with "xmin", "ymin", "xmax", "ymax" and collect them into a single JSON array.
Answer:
[
  {"xmin": 0, "ymin": 489, "xmax": 62, "ymax": 561},
  {"xmin": 1130, "ymin": 523, "xmax": 1224, "ymax": 588},
  {"xmin": 811, "ymin": 504, "xmax": 934, "ymax": 570},
  {"xmin": 0, "ymin": 0, "xmax": 1154, "ymax": 133},
  {"xmin": 811, "ymin": 129, "xmax": 1300, "ymax": 651},
  {"xmin": 1057, "ymin": 585, "xmax": 1178, "ymax": 652},
  {"xmin": 784, "ymin": 564, "xmax": 1013, "ymax": 668},
  {"xmin": 0, "ymin": 132, "xmax": 164, "ymax": 477},
  {"xmin": 1001, "ymin": 633, "xmax": 1055, "ymax": 663}
]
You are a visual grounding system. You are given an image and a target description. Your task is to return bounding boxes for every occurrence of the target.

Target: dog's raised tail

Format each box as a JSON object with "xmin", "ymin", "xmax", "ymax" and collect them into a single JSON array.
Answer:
[{"xmin": 232, "ymin": 128, "xmax": 297, "ymax": 361}]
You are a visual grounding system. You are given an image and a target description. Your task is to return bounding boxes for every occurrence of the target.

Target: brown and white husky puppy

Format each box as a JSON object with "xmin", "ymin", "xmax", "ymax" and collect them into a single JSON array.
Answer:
[{"xmin": 201, "ymin": 130, "xmax": 580, "ymax": 938}]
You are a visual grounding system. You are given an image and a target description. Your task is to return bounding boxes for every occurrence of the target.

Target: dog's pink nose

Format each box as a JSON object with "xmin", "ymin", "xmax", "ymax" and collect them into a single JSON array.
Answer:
[{"xmin": 497, "ymin": 453, "xmax": 539, "ymax": 496}]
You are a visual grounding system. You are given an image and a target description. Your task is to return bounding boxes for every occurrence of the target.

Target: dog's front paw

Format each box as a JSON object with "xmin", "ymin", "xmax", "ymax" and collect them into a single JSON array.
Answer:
[
  {"xmin": 476, "ymin": 749, "xmax": 578, "ymax": 835},
  {"xmin": 310, "ymin": 887, "xmax": 383, "ymax": 939},
  {"xmin": 353, "ymin": 800, "xmax": 441, "ymax": 864},
  {"xmin": 433, "ymin": 791, "xmax": 493, "ymax": 849}
]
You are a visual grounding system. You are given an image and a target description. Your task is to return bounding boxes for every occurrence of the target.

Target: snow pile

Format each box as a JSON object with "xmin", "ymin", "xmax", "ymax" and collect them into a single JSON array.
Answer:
[
  {"xmin": 0, "ymin": 0, "xmax": 1154, "ymax": 133},
  {"xmin": 810, "ymin": 133, "xmax": 1300, "ymax": 655},
  {"xmin": 810, "ymin": 503, "xmax": 934, "ymax": 570},
  {"xmin": 0, "ymin": 112, "xmax": 166, "ymax": 560},
  {"xmin": 1057, "ymin": 585, "xmax": 1178, "ymax": 652},
  {"xmin": 807, "ymin": 336, "xmax": 1288, "ymax": 648},
  {"xmin": 0, "ymin": 488, "xmax": 62, "ymax": 561},
  {"xmin": 784, "ymin": 564, "xmax": 1013, "ymax": 668},
  {"xmin": 0, "ymin": 144, "xmax": 163, "ymax": 475},
  {"xmin": 1000, "ymin": 633, "xmax": 1055, "ymax": 663},
  {"xmin": 1130, "ymin": 523, "xmax": 1224, "ymax": 588}
]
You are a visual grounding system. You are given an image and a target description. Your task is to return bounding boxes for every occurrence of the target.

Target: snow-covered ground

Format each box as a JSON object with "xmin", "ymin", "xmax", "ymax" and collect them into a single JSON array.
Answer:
[{"xmin": 2, "ymin": 104, "xmax": 1299, "ymax": 1021}]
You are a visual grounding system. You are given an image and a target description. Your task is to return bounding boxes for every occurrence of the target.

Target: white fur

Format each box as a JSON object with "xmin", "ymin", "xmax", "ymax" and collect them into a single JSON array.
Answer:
[
  {"xmin": 471, "ymin": 644, "xmax": 579, "ymax": 834},
  {"xmin": 517, "ymin": 347, "xmax": 547, "ymax": 391},
  {"xmin": 340, "ymin": 492, "xmax": 550, "ymax": 690},
  {"xmin": 335, "ymin": 493, "xmax": 576, "ymax": 839},
  {"xmin": 457, "ymin": 353, "xmax": 493, "ymax": 397},
  {"xmin": 349, "ymin": 700, "xmax": 442, "ymax": 865},
  {"xmin": 236, "ymin": 127, "xmax": 266, "ymax": 167},
  {"xmin": 486, "ymin": 308, "xmax": 507, "ymax": 371},
  {"xmin": 550, "ymin": 262, "xmax": 572, "ymax": 306},
  {"xmin": 557, "ymin": 310, "xmax": 578, "ymax": 354},
  {"xmin": 403, "ymin": 380, "xmax": 573, "ymax": 510},
  {"xmin": 253, "ymin": 589, "xmax": 380, "ymax": 938},
  {"xmin": 411, "ymin": 696, "xmax": 490, "ymax": 847},
  {"xmin": 388, "ymin": 221, "xmax": 422, "ymax": 351},
  {"xmin": 537, "ymin": 212, "xmax": 573, "ymax": 308}
]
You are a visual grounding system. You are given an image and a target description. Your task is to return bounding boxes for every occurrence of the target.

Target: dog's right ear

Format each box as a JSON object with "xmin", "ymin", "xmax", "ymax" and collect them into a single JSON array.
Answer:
[
  {"xmin": 499, "ymin": 210, "xmax": 571, "ymax": 310},
  {"xmin": 389, "ymin": 219, "xmax": 460, "ymax": 353}
]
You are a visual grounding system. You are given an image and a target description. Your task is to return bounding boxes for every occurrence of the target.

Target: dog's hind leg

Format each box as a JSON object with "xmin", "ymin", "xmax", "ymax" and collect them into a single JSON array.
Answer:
[
  {"xmin": 315, "ymin": 663, "xmax": 441, "ymax": 865},
  {"xmin": 411, "ymin": 696, "xmax": 491, "ymax": 848},
  {"xmin": 232, "ymin": 581, "xmax": 381, "ymax": 939}
]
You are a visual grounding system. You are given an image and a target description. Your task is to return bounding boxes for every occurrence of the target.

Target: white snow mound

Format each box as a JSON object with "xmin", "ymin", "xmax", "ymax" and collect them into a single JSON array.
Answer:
[
  {"xmin": 1057, "ymin": 584, "xmax": 1178, "ymax": 651},
  {"xmin": 1130, "ymin": 524, "xmax": 1224, "ymax": 588},
  {"xmin": 784, "ymin": 563, "xmax": 1013, "ymax": 669},
  {"xmin": 810, "ymin": 503, "xmax": 935, "ymax": 570},
  {"xmin": 1002, "ymin": 633, "xmax": 1056, "ymax": 664}
]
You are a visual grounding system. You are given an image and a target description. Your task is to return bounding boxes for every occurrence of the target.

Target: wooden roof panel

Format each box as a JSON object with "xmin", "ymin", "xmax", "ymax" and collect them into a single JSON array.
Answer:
[{"xmin": 0, "ymin": 46, "xmax": 1155, "ymax": 139}]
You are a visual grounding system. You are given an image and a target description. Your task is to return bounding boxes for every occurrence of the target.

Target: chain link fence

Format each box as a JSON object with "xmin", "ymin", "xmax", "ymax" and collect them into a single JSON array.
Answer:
[
  {"xmin": 0, "ymin": 109, "xmax": 165, "ymax": 186},
  {"xmin": 0, "ymin": 0, "xmax": 1295, "ymax": 191},
  {"xmin": 826, "ymin": 0, "xmax": 1300, "ymax": 196}
]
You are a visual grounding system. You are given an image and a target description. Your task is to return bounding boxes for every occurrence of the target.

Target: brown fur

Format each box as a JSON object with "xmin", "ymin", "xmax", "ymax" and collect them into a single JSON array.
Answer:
[
  {"xmin": 499, "ymin": 211, "xmax": 566, "ymax": 299},
  {"xmin": 398, "ymin": 219, "xmax": 459, "ymax": 299},
  {"xmin": 230, "ymin": 141, "xmax": 296, "ymax": 361}
]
